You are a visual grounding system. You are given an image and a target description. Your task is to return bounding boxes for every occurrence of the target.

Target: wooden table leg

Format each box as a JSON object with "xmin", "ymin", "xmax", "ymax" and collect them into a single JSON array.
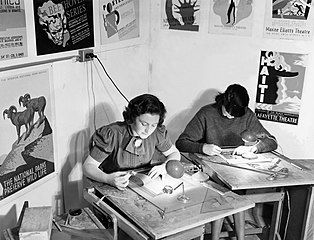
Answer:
[
  {"xmin": 211, "ymin": 218, "xmax": 224, "ymax": 240},
  {"xmin": 234, "ymin": 212, "xmax": 245, "ymax": 240}
]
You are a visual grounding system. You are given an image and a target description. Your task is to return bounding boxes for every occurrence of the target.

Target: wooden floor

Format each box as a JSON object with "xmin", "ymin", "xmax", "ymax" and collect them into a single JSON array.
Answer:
[{"xmin": 203, "ymin": 209, "xmax": 269, "ymax": 240}]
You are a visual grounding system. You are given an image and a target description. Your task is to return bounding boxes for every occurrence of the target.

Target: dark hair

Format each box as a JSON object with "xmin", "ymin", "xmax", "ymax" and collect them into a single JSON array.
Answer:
[
  {"xmin": 215, "ymin": 84, "xmax": 249, "ymax": 117},
  {"xmin": 123, "ymin": 94, "xmax": 166, "ymax": 126}
]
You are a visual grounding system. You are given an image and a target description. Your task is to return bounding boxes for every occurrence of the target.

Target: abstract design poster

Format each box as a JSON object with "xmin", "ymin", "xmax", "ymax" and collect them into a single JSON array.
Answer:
[
  {"xmin": 33, "ymin": 0, "xmax": 94, "ymax": 55},
  {"xmin": 263, "ymin": 0, "xmax": 314, "ymax": 40},
  {"xmin": 100, "ymin": 0, "xmax": 139, "ymax": 45},
  {"xmin": 161, "ymin": 0, "xmax": 200, "ymax": 31},
  {"xmin": 0, "ymin": 0, "xmax": 27, "ymax": 60},
  {"xmin": 255, "ymin": 51, "xmax": 307, "ymax": 125},
  {"xmin": 0, "ymin": 67, "xmax": 55, "ymax": 202},
  {"xmin": 209, "ymin": 0, "xmax": 254, "ymax": 36}
]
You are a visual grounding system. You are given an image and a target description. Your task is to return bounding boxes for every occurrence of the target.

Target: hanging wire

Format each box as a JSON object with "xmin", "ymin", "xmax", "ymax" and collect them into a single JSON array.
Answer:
[{"xmin": 92, "ymin": 54, "xmax": 129, "ymax": 103}]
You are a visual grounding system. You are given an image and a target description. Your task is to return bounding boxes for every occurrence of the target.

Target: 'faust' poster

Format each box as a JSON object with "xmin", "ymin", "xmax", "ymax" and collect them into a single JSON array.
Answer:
[
  {"xmin": 263, "ymin": 0, "xmax": 314, "ymax": 40},
  {"xmin": 255, "ymin": 51, "xmax": 307, "ymax": 125}
]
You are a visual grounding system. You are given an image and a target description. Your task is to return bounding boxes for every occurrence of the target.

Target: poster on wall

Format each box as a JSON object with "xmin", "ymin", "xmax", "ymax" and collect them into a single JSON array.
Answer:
[
  {"xmin": 0, "ymin": 0, "xmax": 28, "ymax": 61},
  {"xmin": 208, "ymin": 0, "xmax": 254, "ymax": 36},
  {"xmin": 263, "ymin": 0, "xmax": 314, "ymax": 41},
  {"xmin": 0, "ymin": 66, "xmax": 55, "ymax": 204},
  {"xmin": 161, "ymin": 0, "xmax": 201, "ymax": 31},
  {"xmin": 255, "ymin": 51, "xmax": 307, "ymax": 125},
  {"xmin": 100, "ymin": 0, "xmax": 140, "ymax": 45},
  {"xmin": 33, "ymin": 0, "xmax": 94, "ymax": 55}
]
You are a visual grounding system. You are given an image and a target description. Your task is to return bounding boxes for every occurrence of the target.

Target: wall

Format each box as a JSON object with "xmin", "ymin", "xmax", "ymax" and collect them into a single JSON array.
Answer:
[
  {"xmin": 1, "ymin": 0, "xmax": 314, "ymax": 238},
  {"xmin": 148, "ymin": 0, "xmax": 314, "ymax": 160},
  {"xmin": 0, "ymin": 1, "xmax": 151, "ymax": 238}
]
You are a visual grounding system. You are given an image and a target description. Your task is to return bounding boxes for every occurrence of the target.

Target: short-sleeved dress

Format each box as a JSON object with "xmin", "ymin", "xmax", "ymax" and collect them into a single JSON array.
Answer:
[{"xmin": 90, "ymin": 121, "xmax": 173, "ymax": 173}]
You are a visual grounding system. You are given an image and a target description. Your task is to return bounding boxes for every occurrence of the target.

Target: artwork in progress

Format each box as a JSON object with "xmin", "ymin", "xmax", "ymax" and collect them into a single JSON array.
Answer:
[{"xmin": 129, "ymin": 172, "xmax": 233, "ymax": 214}]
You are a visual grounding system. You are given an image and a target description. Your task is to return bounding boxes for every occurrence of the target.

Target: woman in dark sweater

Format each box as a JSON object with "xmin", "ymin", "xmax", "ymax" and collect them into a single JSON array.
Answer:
[{"xmin": 176, "ymin": 84, "xmax": 277, "ymax": 156}]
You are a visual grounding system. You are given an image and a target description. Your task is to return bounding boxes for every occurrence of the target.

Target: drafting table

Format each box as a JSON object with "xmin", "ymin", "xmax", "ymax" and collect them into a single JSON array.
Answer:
[
  {"xmin": 83, "ymin": 173, "xmax": 254, "ymax": 240},
  {"xmin": 188, "ymin": 151, "xmax": 314, "ymax": 240}
]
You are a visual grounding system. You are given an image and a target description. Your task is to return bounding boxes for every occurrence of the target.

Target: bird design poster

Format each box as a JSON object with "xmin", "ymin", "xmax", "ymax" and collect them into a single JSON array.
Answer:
[
  {"xmin": 263, "ymin": 0, "xmax": 314, "ymax": 40},
  {"xmin": 255, "ymin": 51, "xmax": 307, "ymax": 125},
  {"xmin": 0, "ymin": 0, "xmax": 28, "ymax": 60},
  {"xmin": 208, "ymin": 0, "xmax": 254, "ymax": 36},
  {"xmin": 100, "ymin": 0, "xmax": 140, "ymax": 45},
  {"xmin": 0, "ymin": 66, "xmax": 55, "ymax": 204},
  {"xmin": 161, "ymin": 0, "xmax": 201, "ymax": 31}
]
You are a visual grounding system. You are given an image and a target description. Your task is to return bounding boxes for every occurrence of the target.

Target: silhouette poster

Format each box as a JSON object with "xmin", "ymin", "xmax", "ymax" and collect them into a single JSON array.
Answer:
[
  {"xmin": 263, "ymin": 0, "xmax": 314, "ymax": 40},
  {"xmin": 33, "ymin": 0, "xmax": 94, "ymax": 55},
  {"xmin": 0, "ymin": 66, "xmax": 55, "ymax": 203},
  {"xmin": 0, "ymin": 0, "xmax": 27, "ymax": 60},
  {"xmin": 100, "ymin": 0, "xmax": 140, "ymax": 45},
  {"xmin": 255, "ymin": 51, "xmax": 307, "ymax": 125},
  {"xmin": 161, "ymin": 0, "xmax": 200, "ymax": 31},
  {"xmin": 209, "ymin": 0, "xmax": 254, "ymax": 36}
]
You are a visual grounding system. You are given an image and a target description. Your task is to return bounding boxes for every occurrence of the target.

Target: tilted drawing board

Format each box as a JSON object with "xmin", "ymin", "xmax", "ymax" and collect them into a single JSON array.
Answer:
[{"xmin": 128, "ymin": 173, "xmax": 233, "ymax": 214}]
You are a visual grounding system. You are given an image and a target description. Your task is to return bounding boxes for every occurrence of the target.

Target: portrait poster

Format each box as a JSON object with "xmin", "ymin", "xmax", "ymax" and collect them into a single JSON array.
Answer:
[
  {"xmin": 0, "ymin": 0, "xmax": 27, "ymax": 61},
  {"xmin": 33, "ymin": 0, "xmax": 94, "ymax": 56},
  {"xmin": 255, "ymin": 51, "xmax": 307, "ymax": 125},
  {"xmin": 263, "ymin": 0, "xmax": 314, "ymax": 41},
  {"xmin": 161, "ymin": 0, "xmax": 201, "ymax": 32},
  {"xmin": 100, "ymin": 0, "xmax": 140, "ymax": 45},
  {"xmin": 0, "ymin": 66, "xmax": 55, "ymax": 204},
  {"xmin": 208, "ymin": 0, "xmax": 254, "ymax": 36}
]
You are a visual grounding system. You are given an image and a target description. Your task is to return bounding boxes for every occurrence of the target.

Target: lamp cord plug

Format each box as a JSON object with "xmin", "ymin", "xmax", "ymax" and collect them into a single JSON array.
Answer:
[{"xmin": 86, "ymin": 53, "xmax": 97, "ymax": 60}]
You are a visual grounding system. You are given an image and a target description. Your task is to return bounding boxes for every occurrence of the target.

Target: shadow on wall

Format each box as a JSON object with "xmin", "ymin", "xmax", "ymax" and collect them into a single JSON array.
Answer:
[
  {"xmin": 167, "ymin": 88, "xmax": 219, "ymax": 142},
  {"xmin": 61, "ymin": 102, "xmax": 117, "ymax": 212},
  {"xmin": 0, "ymin": 204, "xmax": 17, "ymax": 239}
]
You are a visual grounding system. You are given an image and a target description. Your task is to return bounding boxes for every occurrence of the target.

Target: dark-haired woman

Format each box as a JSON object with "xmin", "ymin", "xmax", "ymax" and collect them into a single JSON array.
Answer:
[
  {"xmin": 83, "ymin": 94, "xmax": 180, "ymax": 190},
  {"xmin": 175, "ymin": 84, "xmax": 277, "ymax": 156}
]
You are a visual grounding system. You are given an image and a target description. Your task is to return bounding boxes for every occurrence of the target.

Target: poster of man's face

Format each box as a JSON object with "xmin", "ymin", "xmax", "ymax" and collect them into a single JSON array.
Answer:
[{"xmin": 33, "ymin": 0, "xmax": 94, "ymax": 55}]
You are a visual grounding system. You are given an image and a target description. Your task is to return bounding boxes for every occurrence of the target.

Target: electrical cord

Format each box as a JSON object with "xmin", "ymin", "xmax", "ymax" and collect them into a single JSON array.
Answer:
[{"xmin": 86, "ymin": 52, "xmax": 129, "ymax": 103}]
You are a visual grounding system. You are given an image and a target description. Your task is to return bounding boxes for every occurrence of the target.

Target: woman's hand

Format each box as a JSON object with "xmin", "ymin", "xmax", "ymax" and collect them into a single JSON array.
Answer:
[
  {"xmin": 106, "ymin": 171, "xmax": 132, "ymax": 191},
  {"xmin": 148, "ymin": 163, "xmax": 167, "ymax": 179},
  {"xmin": 202, "ymin": 144, "xmax": 222, "ymax": 156},
  {"xmin": 233, "ymin": 145, "xmax": 257, "ymax": 155}
]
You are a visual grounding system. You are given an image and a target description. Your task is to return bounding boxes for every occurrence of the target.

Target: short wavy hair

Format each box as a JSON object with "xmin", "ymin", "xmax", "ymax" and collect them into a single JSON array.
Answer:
[{"xmin": 123, "ymin": 94, "xmax": 166, "ymax": 126}]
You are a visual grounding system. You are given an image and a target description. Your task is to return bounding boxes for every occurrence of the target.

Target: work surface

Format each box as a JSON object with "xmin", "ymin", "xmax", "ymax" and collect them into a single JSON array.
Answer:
[
  {"xmin": 189, "ymin": 151, "xmax": 314, "ymax": 190},
  {"xmin": 85, "ymin": 174, "xmax": 254, "ymax": 240}
]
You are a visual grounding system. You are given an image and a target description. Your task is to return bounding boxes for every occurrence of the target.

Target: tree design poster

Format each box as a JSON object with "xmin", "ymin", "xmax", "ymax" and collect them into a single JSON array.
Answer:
[
  {"xmin": 255, "ymin": 51, "xmax": 307, "ymax": 125},
  {"xmin": 161, "ymin": 0, "xmax": 200, "ymax": 32},
  {"xmin": 0, "ymin": 67, "xmax": 55, "ymax": 203},
  {"xmin": 100, "ymin": 0, "xmax": 140, "ymax": 45},
  {"xmin": 0, "ymin": 0, "xmax": 28, "ymax": 60},
  {"xmin": 208, "ymin": 0, "xmax": 254, "ymax": 36},
  {"xmin": 33, "ymin": 0, "xmax": 94, "ymax": 55},
  {"xmin": 263, "ymin": 0, "xmax": 314, "ymax": 41}
]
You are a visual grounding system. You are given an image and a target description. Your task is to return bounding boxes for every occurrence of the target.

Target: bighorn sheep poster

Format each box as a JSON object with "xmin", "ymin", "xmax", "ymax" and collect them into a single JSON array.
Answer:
[{"xmin": 0, "ymin": 66, "xmax": 55, "ymax": 203}]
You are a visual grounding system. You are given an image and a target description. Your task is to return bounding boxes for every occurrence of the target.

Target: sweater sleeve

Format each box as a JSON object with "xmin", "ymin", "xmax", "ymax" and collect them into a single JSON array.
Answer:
[
  {"xmin": 246, "ymin": 110, "xmax": 278, "ymax": 153},
  {"xmin": 175, "ymin": 109, "xmax": 206, "ymax": 154}
]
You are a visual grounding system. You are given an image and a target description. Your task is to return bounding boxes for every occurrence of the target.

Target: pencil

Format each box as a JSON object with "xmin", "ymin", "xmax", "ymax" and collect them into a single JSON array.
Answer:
[{"xmin": 289, "ymin": 162, "xmax": 303, "ymax": 171}]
